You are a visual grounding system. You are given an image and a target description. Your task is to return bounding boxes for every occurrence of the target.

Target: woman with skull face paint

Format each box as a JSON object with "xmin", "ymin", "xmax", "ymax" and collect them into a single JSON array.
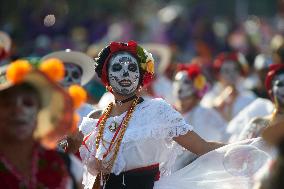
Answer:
[
  {"xmin": 201, "ymin": 52, "xmax": 256, "ymax": 121},
  {"xmin": 78, "ymin": 41, "xmax": 225, "ymax": 189},
  {"xmin": 172, "ymin": 63, "xmax": 227, "ymax": 171},
  {"xmin": 0, "ymin": 59, "xmax": 87, "ymax": 189}
]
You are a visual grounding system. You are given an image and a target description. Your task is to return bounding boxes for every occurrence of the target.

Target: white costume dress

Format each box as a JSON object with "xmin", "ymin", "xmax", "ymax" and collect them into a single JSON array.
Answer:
[
  {"xmin": 79, "ymin": 98, "xmax": 192, "ymax": 188},
  {"xmin": 155, "ymin": 137, "xmax": 273, "ymax": 189},
  {"xmin": 79, "ymin": 98, "xmax": 272, "ymax": 189}
]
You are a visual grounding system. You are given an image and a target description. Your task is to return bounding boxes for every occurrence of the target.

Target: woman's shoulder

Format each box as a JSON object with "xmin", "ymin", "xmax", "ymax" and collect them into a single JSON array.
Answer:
[{"xmin": 142, "ymin": 97, "xmax": 173, "ymax": 109}]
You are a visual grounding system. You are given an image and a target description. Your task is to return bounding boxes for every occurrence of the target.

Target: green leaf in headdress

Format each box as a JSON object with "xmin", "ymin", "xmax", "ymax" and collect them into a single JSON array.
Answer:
[{"xmin": 137, "ymin": 46, "xmax": 147, "ymax": 63}]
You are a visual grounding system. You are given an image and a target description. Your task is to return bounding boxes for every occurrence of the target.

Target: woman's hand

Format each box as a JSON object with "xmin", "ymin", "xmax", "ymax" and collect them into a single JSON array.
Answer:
[
  {"xmin": 173, "ymin": 131, "xmax": 225, "ymax": 156},
  {"xmin": 61, "ymin": 130, "xmax": 84, "ymax": 153},
  {"xmin": 87, "ymin": 156, "xmax": 109, "ymax": 175}
]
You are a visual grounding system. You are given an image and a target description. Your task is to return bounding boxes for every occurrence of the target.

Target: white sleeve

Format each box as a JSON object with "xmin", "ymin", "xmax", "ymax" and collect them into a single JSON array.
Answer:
[{"xmin": 156, "ymin": 99, "xmax": 194, "ymax": 139}]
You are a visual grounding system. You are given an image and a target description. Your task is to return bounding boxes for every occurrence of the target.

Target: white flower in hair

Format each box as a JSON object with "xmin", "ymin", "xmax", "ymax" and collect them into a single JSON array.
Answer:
[{"xmin": 144, "ymin": 49, "xmax": 154, "ymax": 63}]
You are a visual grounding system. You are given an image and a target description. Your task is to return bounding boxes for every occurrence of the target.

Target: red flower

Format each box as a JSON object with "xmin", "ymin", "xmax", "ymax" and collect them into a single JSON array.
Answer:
[
  {"xmin": 187, "ymin": 64, "xmax": 201, "ymax": 80},
  {"xmin": 142, "ymin": 72, "xmax": 154, "ymax": 86}
]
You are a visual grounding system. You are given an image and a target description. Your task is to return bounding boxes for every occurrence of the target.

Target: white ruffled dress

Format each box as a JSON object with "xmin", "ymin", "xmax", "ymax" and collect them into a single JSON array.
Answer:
[{"xmin": 79, "ymin": 98, "xmax": 193, "ymax": 189}]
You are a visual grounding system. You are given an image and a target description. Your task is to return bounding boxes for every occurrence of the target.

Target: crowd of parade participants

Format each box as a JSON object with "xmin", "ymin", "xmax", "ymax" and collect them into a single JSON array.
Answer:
[{"xmin": 1, "ymin": 28, "xmax": 284, "ymax": 189}]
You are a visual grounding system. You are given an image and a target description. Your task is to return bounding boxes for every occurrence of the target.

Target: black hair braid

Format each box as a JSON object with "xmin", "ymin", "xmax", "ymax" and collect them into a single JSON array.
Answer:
[{"xmin": 94, "ymin": 45, "xmax": 111, "ymax": 78}]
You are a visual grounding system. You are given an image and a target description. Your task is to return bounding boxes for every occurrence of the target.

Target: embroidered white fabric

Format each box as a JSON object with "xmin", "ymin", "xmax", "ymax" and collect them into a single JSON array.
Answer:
[{"xmin": 79, "ymin": 98, "xmax": 193, "ymax": 189}]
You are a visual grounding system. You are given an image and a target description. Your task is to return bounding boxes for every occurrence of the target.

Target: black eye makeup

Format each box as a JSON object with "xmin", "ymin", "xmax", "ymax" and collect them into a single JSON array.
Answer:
[
  {"xmin": 128, "ymin": 63, "xmax": 138, "ymax": 72},
  {"xmin": 72, "ymin": 71, "xmax": 81, "ymax": 79},
  {"xmin": 112, "ymin": 63, "xmax": 122, "ymax": 72}
]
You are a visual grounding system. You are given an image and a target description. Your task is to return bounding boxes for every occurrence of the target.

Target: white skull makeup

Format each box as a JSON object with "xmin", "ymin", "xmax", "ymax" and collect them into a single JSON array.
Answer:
[
  {"xmin": 108, "ymin": 52, "xmax": 140, "ymax": 95},
  {"xmin": 173, "ymin": 71, "xmax": 196, "ymax": 100},
  {"xmin": 61, "ymin": 63, "xmax": 83, "ymax": 87},
  {"xmin": 0, "ymin": 90, "xmax": 40, "ymax": 140},
  {"xmin": 220, "ymin": 61, "xmax": 241, "ymax": 85},
  {"xmin": 272, "ymin": 73, "xmax": 284, "ymax": 105}
]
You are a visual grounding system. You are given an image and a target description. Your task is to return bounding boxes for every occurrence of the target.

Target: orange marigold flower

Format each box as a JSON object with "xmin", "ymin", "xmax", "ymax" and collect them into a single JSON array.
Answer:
[
  {"xmin": 6, "ymin": 60, "xmax": 32, "ymax": 84},
  {"xmin": 39, "ymin": 58, "xmax": 65, "ymax": 82},
  {"xmin": 68, "ymin": 85, "xmax": 87, "ymax": 109}
]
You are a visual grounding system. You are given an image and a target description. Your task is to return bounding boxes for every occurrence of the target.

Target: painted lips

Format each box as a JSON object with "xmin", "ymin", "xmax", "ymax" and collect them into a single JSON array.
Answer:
[{"xmin": 119, "ymin": 79, "xmax": 132, "ymax": 87}]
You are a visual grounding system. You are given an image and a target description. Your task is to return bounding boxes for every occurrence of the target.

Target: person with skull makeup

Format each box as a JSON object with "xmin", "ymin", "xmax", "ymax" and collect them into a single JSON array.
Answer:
[
  {"xmin": 236, "ymin": 64, "xmax": 284, "ymax": 142},
  {"xmin": 76, "ymin": 41, "xmax": 225, "ymax": 189},
  {"xmin": 0, "ymin": 58, "xmax": 86, "ymax": 189},
  {"xmin": 41, "ymin": 50, "xmax": 96, "ymax": 126},
  {"xmin": 172, "ymin": 63, "xmax": 227, "ymax": 171},
  {"xmin": 201, "ymin": 52, "xmax": 256, "ymax": 121}
]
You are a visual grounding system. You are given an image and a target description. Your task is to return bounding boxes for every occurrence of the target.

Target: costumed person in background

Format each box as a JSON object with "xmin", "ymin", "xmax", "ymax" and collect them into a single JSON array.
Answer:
[
  {"xmin": 251, "ymin": 54, "xmax": 273, "ymax": 99},
  {"xmin": 0, "ymin": 58, "xmax": 86, "ymax": 188},
  {"xmin": 225, "ymin": 54, "xmax": 274, "ymax": 142},
  {"xmin": 237, "ymin": 64, "xmax": 284, "ymax": 141},
  {"xmin": 201, "ymin": 52, "xmax": 256, "ymax": 121},
  {"xmin": 41, "ymin": 49, "xmax": 96, "ymax": 126},
  {"xmin": 74, "ymin": 40, "xmax": 225, "ymax": 189},
  {"xmin": 172, "ymin": 63, "xmax": 227, "ymax": 171},
  {"xmin": 0, "ymin": 31, "xmax": 11, "ymax": 64}
]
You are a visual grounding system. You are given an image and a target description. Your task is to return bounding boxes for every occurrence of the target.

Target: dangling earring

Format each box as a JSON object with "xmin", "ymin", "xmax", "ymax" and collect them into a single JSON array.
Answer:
[
  {"xmin": 138, "ymin": 86, "xmax": 142, "ymax": 92},
  {"xmin": 272, "ymin": 93, "xmax": 279, "ymax": 121},
  {"xmin": 106, "ymin": 85, "xmax": 112, "ymax": 92}
]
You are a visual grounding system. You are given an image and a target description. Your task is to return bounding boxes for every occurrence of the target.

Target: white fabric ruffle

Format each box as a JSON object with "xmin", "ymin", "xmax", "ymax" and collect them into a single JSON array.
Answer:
[{"xmin": 154, "ymin": 137, "xmax": 273, "ymax": 189}]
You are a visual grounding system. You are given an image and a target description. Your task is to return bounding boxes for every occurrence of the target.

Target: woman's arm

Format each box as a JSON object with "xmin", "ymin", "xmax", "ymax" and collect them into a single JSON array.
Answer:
[{"xmin": 173, "ymin": 131, "xmax": 225, "ymax": 156}]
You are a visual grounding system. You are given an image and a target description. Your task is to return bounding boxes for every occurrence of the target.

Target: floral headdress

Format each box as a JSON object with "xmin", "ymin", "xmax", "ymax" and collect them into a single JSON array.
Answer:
[
  {"xmin": 177, "ymin": 63, "xmax": 208, "ymax": 98},
  {"xmin": 1, "ymin": 58, "xmax": 87, "ymax": 148},
  {"xmin": 96, "ymin": 40, "xmax": 155, "ymax": 87},
  {"xmin": 213, "ymin": 52, "xmax": 248, "ymax": 76}
]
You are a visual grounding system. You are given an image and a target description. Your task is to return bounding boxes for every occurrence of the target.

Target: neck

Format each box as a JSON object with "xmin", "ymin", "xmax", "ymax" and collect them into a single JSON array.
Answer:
[
  {"xmin": 112, "ymin": 93, "xmax": 139, "ymax": 116},
  {"xmin": 0, "ymin": 137, "xmax": 34, "ymax": 159}
]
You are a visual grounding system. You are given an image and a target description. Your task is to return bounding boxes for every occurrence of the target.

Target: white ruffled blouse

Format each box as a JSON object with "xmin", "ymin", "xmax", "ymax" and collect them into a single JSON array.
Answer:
[{"xmin": 79, "ymin": 98, "xmax": 193, "ymax": 188}]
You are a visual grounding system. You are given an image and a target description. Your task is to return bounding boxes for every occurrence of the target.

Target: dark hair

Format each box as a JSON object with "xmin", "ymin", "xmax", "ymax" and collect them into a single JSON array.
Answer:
[{"xmin": 94, "ymin": 45, "xmax": 111, "ymax": 78}]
